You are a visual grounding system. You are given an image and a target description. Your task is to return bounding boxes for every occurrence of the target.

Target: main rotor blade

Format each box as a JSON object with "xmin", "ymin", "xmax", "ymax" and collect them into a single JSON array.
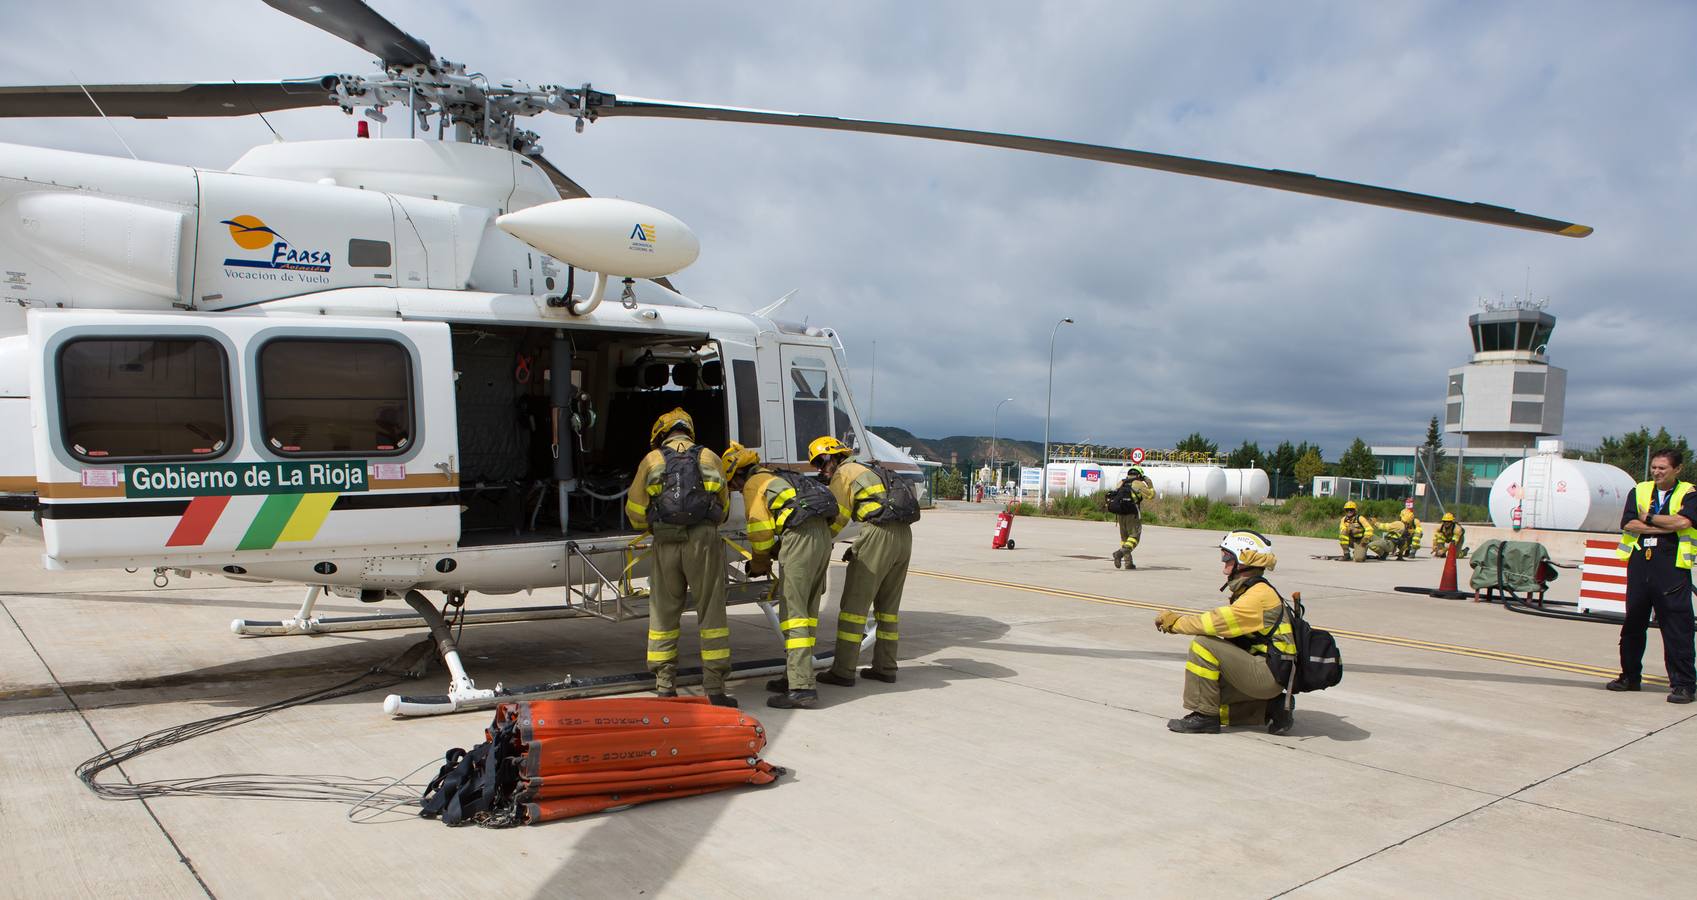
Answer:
[
  {"xmin": 589, "ymin": 95, "xmax": 1591, "ymax": 238},
  {"xmin": 531, "ymin": 154, "xmax": 592, "ymax": 200},
  {"xmin": 263, "ymin": 0, "xmax": 433, "ymax": 68},
  {"xmin": 0, "ymin": 80, "xmax": 337, "ymax": 119}
]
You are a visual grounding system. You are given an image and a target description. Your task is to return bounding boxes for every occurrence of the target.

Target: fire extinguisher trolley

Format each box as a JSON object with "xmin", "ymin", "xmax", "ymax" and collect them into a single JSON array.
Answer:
[{"xmin": 992, "ymin": 502, "xmax": 1017, "ymax": 550}]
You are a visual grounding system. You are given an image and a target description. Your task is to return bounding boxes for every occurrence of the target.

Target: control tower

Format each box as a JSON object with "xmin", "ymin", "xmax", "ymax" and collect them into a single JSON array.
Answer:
[{"xmin": 1444, "ymin": 302, "xmax": 1564, "ymax": 450}]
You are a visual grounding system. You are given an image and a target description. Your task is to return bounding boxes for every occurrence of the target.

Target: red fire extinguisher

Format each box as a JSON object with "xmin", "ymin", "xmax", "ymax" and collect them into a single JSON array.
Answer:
[
  {"xmin": 992, "ymin": 503, "xmax": 1016, "ymax": 550},
  {"xmin": 1511, "ymin": 505, "xmax": 1523, "ymax": 531}
]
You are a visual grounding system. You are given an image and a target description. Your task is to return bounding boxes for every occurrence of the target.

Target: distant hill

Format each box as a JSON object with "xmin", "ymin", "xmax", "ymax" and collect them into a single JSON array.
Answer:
[{"xmin": 870, "ymin": 426, "xmax": 1042, "ymax": 467}]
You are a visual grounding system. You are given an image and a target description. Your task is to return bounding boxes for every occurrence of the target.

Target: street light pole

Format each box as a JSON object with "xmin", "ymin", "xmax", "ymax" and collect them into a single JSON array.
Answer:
[
  {"xmin": 992, "ymin": 397, "xmax": 1013, "ymax": 496},
  {"xmin": 1041, "ymin": 317, "xmax": 1075, "ymax": 507}
]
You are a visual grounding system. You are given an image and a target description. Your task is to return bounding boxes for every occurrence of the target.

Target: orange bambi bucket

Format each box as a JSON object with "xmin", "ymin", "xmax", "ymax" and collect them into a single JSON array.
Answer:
[{"xmin": 421, "ymin": 698, "xmax": 784, "ymax": 826}]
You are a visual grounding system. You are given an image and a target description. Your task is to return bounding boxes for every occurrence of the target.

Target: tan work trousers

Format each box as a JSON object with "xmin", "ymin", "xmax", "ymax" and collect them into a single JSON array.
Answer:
[
  {"xmin": 647, "ymin": 523, "xmax": 730, "ymax": 692},
  {"xmin": 827, "ymin": 521, "xmax": 913, "ymax": 678},
  {"xmin": 775, "ymin": 517, "xmax": 833, "ymax": 690},
  {"xmin": 1182, "ymin": 636, "xmax": 1285, "ymax": 726}
]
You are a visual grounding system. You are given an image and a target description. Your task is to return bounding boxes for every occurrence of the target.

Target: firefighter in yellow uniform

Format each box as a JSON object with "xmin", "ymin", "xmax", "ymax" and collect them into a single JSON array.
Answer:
[
  {"xmin": 1156, "ymin": 530, "xmax": 1297, "ymax": 735},
  {"xmin": 1339, "ymin": 500, "xmax": 1373, "ymax": 562},
  {"xmin": 811, "ymin": 436, "xmax": 916, "ymax": 686},
  {"xmin": 722, "ymin": 443, "xmax": 848, "ymax": 709},
  {"xmin": 1108, "ymin": 468, "xmax": 1156, "ymax": 570},
  {"xmin": 1396, "ymin": 509, "xmax": 1423, "ymax": 559},
  {"xmin": 1431, "ymin": 513, "xmax": 1466, "ymax": 558},
  {"xmin": 625, "ymin": 408, "xmax": 736, "ymax": 707}
]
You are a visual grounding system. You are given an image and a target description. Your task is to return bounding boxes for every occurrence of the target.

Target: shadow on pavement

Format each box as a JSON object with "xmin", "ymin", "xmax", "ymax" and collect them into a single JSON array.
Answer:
[{"xmin": 1286, "ymin": 709, "xmax": 1371, "ymax": 742}]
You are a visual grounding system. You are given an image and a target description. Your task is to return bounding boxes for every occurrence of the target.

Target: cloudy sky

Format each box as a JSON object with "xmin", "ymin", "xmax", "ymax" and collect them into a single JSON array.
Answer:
[{"xmin": 3, "ymin": 1, "xmax": 1692, "ymax": 457}]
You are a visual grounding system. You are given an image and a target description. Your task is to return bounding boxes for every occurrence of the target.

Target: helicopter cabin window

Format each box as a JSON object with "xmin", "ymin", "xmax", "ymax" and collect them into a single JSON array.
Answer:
[
  {"xmin": 732, "ymin": 359, "xmax": 761, "ymax": 446},
  {"xmin": 789, "ymin": 356, "xmax": 831, "ymax": 458},
  {"xmin": 347, "ymin": 239, "xmax": 392, "ymax": 268},
  {"xmin": 57, "ymin": 337, "xmax": 230, "ymax": 462},
  {"xmin": 258, "ymin": 338, "xmax": 412, "ymax": 456}
]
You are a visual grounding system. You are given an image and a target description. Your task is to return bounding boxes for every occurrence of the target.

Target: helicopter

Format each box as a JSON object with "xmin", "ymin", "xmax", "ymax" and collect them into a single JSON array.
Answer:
[{"xmin": 0, "ymin": 0, "xmax": 1589, "ymax": 717}]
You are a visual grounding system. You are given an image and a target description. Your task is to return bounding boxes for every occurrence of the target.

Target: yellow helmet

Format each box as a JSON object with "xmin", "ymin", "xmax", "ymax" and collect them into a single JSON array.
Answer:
[
  {"xmin": 649, "ymin": 407, "xmax": 695, "ymax": 446},
  {"xmin": 1343, "ymin": 500, "xmax": 1358, "ymax": 512},
  {"xmin": 1441, "ymin": 512, "xmax": 1455, "ymax": 522},
  {"xmin": 808, "ymin": 435, "xmax": 852, "ymax": 465},
  {"xmin": 721, "ymin": 442, "xmax": 761, "ymax": 483}
]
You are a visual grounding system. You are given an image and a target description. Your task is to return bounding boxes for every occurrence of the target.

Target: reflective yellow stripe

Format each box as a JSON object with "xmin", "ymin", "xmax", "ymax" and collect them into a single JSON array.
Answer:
[
  {"xmin": 751, "ymin": 537, "xmax": 776, "ymax": 552},
  {"xmin": 858, "ymin": 501, "xmax": 883, "ymax": 519},
  {"xmin": 702, "ymin": 480, "xmax": 722, "ymax": 492},
  {"xmin": 837, "ymin": 630, "xmax": 862, "ymax": 642},
  {"xmin": 1219, "ymin": 607, "xmax": 1240, "ymax": 633},
  {"xmin": 1219, "ymin": 705, "xmax": 1230, "ymax": 726},
  {"xmin": 700, "ymin": 627, "xmax": 730, "ymax": 640},
  {"xmin": 774, "ymin": 487, "xmax": 797, "ymax": 504},
  {"xmin": 855, "ymin": 483, "xmax": 887, "ymax": 497},
  {"xmin": 1200, "ymin": 615, "xmax": 1218, "ymax": 636},
  {"xmin": 876, "ymin": 630, "xmax": 898, "ymax": 640},
  {"xmin": 875, "ymin": 612, "xmax": 899, "ymax": 623},
  {"xmin": 626, "ymin": 500, "xmax": 647, "ymax": 515},
  {"xmin": 774, "ymin": 507, "xmax": 793, "ymax": 531},
  {"xmin": 839, "ymin": 612, "xmax": 867, "ymax": 625},
  {"xmin": 646, "ymin": 483, "xmax": 663, "ymax": 496},
  {"xmin": 647, "ymin": 650, "xmax": 678, "ymax": 662},
  {"xmin": 1185, "ymin": 661, "xmax": 1219, "ymax": 680},
  {"xmin": 780, "ymin": 617, "xmax": 819, "ymax": 631},
  {"xmin": 785, "ymin": 637, "xmax": 816, "ymax": 649},
  {"xmin": 746, "ymin": 522, "xmax": 775, "ymax": 536},
  {"xmin": 1191, "ymin": 643, "xmax": 1219, "ymax": 665},
  {"xmin": 647, "ymin": 629, "xmax": 680, "ymax": 640},
  {"xmin": 700, "ymin": 648, "xmax": 731, "ymax": 660}
]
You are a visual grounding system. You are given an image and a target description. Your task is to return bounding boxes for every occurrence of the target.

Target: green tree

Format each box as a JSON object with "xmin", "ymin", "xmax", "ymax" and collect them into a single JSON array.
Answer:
[
  {"xmin": 1337, "ymin": 437, "xmax": 1379, "ymax": 480},
  {"xmin": 1421, "ymin": 415, "xmax": 1445, "ymax": 470},
  {"xmin": 1226, "ymin": 440, "xmax": 1263, "ymax": 469},
  {"xmin": 933, "ymin": 468, "xmax": 965, "ymax": 500},
  {"xmin": 1294, "ymin": 448, "xmax": 1326, "ymax": 491},
  {"xmin": 1432, "ymin": 459, "xmax": 1474, "ymax": 492},
  {"xmin": 1267, "ymin": 441, "xmax": 1298, "ymax": 480},
  {"xmin": 1175, "ymin": 432, "xmax": 1218, "ymax": 456},
  {"xmin": 1579, "ymin": 426, "xmax": 1695, "ymax": 481}
]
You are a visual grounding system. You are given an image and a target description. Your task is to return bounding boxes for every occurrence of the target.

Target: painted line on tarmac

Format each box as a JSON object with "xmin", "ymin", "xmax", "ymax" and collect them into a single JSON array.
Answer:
[{"xmin": 911, "ymin": 568, "xmax": 1669, "ymax": 686}]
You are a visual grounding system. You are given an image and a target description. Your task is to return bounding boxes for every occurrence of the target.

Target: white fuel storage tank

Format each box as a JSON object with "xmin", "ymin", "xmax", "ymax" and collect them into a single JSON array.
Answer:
[
  {"xmin": 1487, "ymin": 456, "xmax": 1636, "ymax": 532},
  {"xmin": 1145, "ymin": 466, "xmax": 1228, "ymax": 502},
  {"xmin": 1221, "ymin": 469, "xmax": 1271, "ymax": 506}
]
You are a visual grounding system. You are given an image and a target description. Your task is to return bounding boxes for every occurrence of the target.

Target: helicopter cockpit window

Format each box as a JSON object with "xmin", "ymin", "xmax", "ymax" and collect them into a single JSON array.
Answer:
[
  {"xmin": 259, "ymin": 338, "xmax": 412, "ymax": 456},
  {"xmin": 347, "ymin": 239, "xmax": 392, "ymax": 268},
  {"xmin": 830, "ymin": 373, "xmax": 858, "ymax": 452},
  {"xmin": 789, "ymin": 356, "xmax": 831, "ymax": 458},
  {"xmin": 57, "ymin": 337, "xmax": 230, "ymax": 462}
]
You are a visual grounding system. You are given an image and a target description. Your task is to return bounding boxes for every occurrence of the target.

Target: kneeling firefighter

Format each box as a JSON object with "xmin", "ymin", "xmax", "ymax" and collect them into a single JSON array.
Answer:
[
  {"xmin": 810, "ymin": 436, "xmax": 920, "ymax": 686},
  {"xmin": 1155, "ymin": 530, "xmax": 1297, "ymax": 735},
  {"xmin": 625, "ymin": 408, "xmax": 736, "ymax": 707},
  {"xmin": 722, "ymin": 443, "xmax": 848, "ymax": 709},
  {"xmin": 1432, "ymin": 513, "xmax": 1467, "ymax": 558},
  {"xmin": 1396, "ymin": 509, "xmax": 1423, "ymax": 559},
  {"xmin": 1338, "ymin": 501, "xmax": 1372, "ymax": 562}
]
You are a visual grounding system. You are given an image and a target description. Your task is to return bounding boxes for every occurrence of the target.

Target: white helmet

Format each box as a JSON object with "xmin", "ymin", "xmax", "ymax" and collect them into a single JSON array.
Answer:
[{"xmin": 1219, "ymin": 530, "xmax": 1277, "ymax": 570}]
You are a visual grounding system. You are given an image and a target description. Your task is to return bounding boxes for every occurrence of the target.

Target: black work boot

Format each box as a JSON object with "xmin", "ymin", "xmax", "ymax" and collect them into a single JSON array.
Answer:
[
  {"xmin": 1125, "ymin": 557, "xmax": 1137, "ymax": 570},
  {"xmin": 1167, "ymin": 712, "xmax": 1221, "ymax": 734},
  {"xmin": 655, "ymin": 687, "xmax": 678, "ymax": 698},
  {"xmin": 765, "ymin": 676, "xmax": 791, "ymax": 693},
  {"xmin": 1267, "ymin": 697, "xmax": 1295, "ymax": 736},
  {"xmin": 707, "ymin": 692, "xmax": 739, "ymax": 708},
  {"xmin": 1605, "ymin": 676, "xmax": 1642, "ymax": 692},
  {"xmin": 1669, "ymin": 687, "xmax": 1695, "ymax": 704},
  {"xmin": 1112, "ymin": 549, "xmax": 1124, "ymax": 569},
  {"xmin": 816, "ymin": 670, "xmax": 856, "ymax": 687},
  {"xmin": 766, "ymin": 689, "xmax": 818, "ymax": 709},
  {"xmin": 860, "ymin": 667, "xmax": 898, "ymax": 684}
]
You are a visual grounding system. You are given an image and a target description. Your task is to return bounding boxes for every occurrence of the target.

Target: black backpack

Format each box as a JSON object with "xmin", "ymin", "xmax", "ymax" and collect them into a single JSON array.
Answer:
[
  {"xmin": 1260, "ymin": 584, "xmax": 1343, "ymax": 695},
  {"xmin": 650, "ymin": 445, "xmax": 721, "ymax": 526},
  {"xmin": 862, "ymin": 462, "xmax": 921, "ymax": 525},
  {"xmin": 780, "ymin": 473, "xmax": 841, "ymax": 527},
  {"xmin": 1105, "ymin": 482, "xmax": 1141, "ymax": 515}
]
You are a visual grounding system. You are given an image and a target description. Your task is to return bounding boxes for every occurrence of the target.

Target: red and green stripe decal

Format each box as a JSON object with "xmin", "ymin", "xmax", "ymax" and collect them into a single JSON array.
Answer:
[{"xmin": 166, "ymin": 492, "xmax": 340, "ymax": 549}]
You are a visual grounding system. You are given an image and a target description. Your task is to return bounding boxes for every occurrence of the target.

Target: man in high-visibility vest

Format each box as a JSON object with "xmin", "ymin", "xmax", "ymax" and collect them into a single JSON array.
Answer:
[
  {"xmin": 1608, "ymin": 448, "xmax": 1696, "ymax": 703},
  {"xmin": 722, "ymin": 443, "xmax": 848, "ymax": 709},
  {"xmin": 811, "ymin": 436, "xmax": 915, "ymax": 686},
  {"xmin": 1338, "ymin": 501, "xmax": 1372, "ymax": 562},
  {"xmin": 1155, "ymin": 530, "xmax": 1298, "ymax": 734},
  {"xmin": 625, "ymin": 408, "xmax": 736, "ymax": 707}
]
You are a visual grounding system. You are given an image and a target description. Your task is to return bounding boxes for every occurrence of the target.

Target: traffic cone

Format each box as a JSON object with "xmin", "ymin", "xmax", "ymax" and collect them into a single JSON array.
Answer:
[{"xmin": 1437, "ymin": 541, "xmax": 1460, "ymax": 593}]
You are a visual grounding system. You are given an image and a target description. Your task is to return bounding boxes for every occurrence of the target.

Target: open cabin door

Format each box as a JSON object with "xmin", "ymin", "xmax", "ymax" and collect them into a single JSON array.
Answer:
[{"xmin": 27, "ymin": 309, "xmax": 458, "ymax": 570}]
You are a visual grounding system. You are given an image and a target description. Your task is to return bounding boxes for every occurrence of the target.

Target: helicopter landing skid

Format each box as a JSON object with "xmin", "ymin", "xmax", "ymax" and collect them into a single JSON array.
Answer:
[
  {"xmin": 380, "ymin": 587, "xmax": 876, "ymax": 718},
  {"xmin": 230, "ymin": 586, "xmax": 603, "ymax": 637}
]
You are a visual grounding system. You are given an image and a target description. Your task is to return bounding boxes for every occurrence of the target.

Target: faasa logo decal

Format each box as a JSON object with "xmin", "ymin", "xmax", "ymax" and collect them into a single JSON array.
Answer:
[
  {"xmin": 627, "ymin": 222, "xmax": 656, "ymax": 254},
  {"xmin": 221, "ymin": 215, "xmax": 333, "ymax": 272}
]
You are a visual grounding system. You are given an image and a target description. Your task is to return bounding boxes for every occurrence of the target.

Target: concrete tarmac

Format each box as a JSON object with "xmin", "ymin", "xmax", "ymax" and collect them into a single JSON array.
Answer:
[{"xmin": 1, "ymin": 505, "xmax": 1692, "ymax": 898}]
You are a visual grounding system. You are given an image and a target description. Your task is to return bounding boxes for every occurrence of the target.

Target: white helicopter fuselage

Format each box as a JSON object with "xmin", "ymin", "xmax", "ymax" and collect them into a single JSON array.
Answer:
[{"xmin": 0, "ymin": 138, "xmax": 887, "ymax": 597}]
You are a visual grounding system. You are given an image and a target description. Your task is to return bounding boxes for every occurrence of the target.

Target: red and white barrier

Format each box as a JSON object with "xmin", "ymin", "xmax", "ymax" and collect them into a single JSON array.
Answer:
[{"xmin": 1578, "ymin": 538, "xmax": 1626, "ymax": 616}]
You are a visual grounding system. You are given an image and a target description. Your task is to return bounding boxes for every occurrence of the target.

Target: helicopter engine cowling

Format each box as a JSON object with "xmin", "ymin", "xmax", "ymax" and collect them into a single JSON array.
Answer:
[{"xmin": 495, "ymin": 198, "xmax": 699, "ymax": 280}]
